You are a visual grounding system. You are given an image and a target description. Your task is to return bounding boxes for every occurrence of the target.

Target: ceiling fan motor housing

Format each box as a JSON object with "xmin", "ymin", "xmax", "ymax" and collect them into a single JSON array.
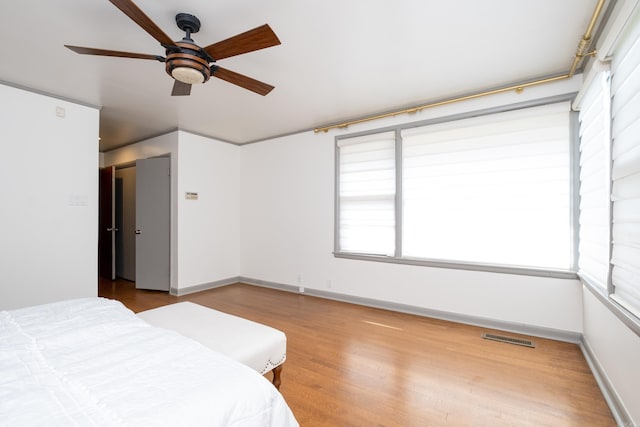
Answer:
[{"xmin": 165, "ymin": 41, "xmax": 211, "ymax": 84}]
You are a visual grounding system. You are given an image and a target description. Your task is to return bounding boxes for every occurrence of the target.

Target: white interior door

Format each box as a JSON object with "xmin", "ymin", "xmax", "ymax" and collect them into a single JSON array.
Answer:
[{"xmin": 135, "ymin": 157, "xmax": 171, "ymax": 291}]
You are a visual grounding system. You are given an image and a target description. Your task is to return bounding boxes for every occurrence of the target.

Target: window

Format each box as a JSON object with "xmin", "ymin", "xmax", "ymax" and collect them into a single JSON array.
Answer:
[
  {"xmin": 577, "ymin": 71, "xmax": 612, "ymax": 291},
  {"xmin": 609, "ymin": 11, "xmax": 640, "ymax": 318},
  {"xmin": 574, "ymin": 9, "xmax": 640, "ymax": 323},
  {"xmin": 337, "ymin": 132, "xmax": 396, "ymax": 256},
  {"xmin": 336, "ymin": 101, "xmax": 575, "ymax": 274}
]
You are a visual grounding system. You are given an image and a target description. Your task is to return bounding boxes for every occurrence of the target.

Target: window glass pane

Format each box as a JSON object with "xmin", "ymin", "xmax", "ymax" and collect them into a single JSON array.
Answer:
[
  {"xmin": 338, "ymin": 132, "xmax": 395, "ymax": 255},
  {"xmin": 610, "ymin": 9, "xmax": 640, "ymax": 317},
  {"xmin": 577, "ymin": 71, "xmax": 611, "ymax": 290},
  {"xmin": 401, "ymin": 102, "xmax": 572, "ymax": 269}
]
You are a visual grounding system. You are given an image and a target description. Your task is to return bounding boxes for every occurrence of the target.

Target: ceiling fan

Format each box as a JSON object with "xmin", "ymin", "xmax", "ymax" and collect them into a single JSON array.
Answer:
[{"xmin": 65, "ymin": 0, "xmax": 281, "ymax": 96}]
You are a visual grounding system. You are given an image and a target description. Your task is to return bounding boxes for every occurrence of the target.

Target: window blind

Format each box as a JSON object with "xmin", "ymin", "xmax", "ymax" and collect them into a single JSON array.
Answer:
[
  {"xmin": 610, "ymin": 11, "xmax": 640, "ymax": 317},
  {"xmin": 577, "ymin": 71, "xmax": 611, "ymax": 290},
  {"xmin": 337, "ymin": 132, "xmax": 396, "ymax": 255},
  {"xmin": 401, "ymin": 102, "xmax": 572, "ymax": 269}
]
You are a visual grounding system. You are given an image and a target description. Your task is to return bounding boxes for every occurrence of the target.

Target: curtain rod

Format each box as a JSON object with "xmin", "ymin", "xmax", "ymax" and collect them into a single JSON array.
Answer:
[{"xmin": 314, "ymin": 0, "xmax": 606, "ymax": 134}]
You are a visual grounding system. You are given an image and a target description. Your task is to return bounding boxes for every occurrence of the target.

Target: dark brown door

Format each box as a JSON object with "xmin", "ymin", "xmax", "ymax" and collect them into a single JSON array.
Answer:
[{"xmin": 98, "ymin": 166, "xmax": 116, "ymax": 279}]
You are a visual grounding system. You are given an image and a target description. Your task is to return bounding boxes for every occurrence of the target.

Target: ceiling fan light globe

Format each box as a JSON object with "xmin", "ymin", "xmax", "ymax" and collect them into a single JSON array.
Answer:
[{"xmin": 172, "ymin": 67, "xmax": 205, "ymax": 84}]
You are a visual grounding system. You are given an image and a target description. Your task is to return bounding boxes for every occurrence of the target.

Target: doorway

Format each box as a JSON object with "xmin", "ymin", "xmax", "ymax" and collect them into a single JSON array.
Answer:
[
  {"xmin": 115, "ymin": 166, "xmax": 136, "ymax": 281},
  {"xmin": 98, "ymin": 166, "xmax": 115, "ymax": 280},
  {"xmin": 98, "ymin": 155, "xmax": 171, "ymax": 291}
]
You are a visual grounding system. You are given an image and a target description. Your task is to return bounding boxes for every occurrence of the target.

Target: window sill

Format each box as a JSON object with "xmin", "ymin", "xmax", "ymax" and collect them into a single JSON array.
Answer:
[
  {"xmin": 580, "ymin": 274, "xmax": 640, "ymax": 338},
  {"xmin": 333, "ymin": 252, "xmax": 578, "ymax": 279}
]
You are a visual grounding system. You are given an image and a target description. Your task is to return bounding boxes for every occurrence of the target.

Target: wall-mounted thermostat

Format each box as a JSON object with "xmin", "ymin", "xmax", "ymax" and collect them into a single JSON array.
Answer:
[{"xmin": 185, "ymin": 192, "xmax": 198, "ymax": 200}]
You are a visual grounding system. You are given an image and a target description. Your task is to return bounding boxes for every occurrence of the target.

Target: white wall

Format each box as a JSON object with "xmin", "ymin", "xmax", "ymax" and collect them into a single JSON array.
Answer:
[
  {"xmin": 578, "ymin": 2, "xmax": 640, "ymax": 424},
  {"xmin": 0, "ymin": 84, "xmax": 99, "ymax": 310},
  {"xmin": 103, "ymin": 130, "xmax": 241, "ymax": 292},
  {"xmin": 176, "ymin": 132, "xmax": 241, "ymax": 288},
  {"xmin": 240, "ymin": 76, "xmax": 585, "ymax": 334},
  {"xmin": 583, "ymin": 290, "xmax": 640, "ymax": 425}
]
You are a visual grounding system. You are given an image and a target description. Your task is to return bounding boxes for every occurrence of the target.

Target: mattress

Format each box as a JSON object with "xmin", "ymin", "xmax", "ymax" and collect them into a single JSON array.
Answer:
[{"xmin": 0, "ymin": 297, "xmax": 299, "ymax": 426}]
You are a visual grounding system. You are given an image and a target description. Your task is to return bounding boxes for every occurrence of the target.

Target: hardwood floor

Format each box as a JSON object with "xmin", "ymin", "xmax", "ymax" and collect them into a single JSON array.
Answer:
[{"xmin": 99, "ymin": 279, "xmax": 615, "ymax": 426}]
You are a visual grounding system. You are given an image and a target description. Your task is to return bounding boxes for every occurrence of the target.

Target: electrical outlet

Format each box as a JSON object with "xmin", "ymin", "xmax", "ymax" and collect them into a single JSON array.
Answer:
[
  {"xmin": 297, "ymin": 274, "xmax": 303, "ymax": 283},
  {"xmin": 299, "ymin": 286, "xmax": 305, "ymax": 293}
]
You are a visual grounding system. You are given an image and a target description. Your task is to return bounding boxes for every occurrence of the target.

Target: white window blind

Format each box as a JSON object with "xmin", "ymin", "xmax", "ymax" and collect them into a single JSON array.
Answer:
[
  {"xmin": 401, "ymin": 102, "xmax": 572, "ymax": 269},
  {"xmin": 337, "ymin": 132, "xmax": 396, "ymax": 255},
  {"xmin": 577, "ymin": 71, "xmax": 611, "ymax": 290},
  {"xmin": 610, "ymin": 12, "xmax": 640, "ymax": 317}
]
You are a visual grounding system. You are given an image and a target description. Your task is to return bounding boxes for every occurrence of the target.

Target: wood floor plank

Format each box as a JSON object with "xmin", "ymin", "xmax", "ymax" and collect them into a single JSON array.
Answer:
[{"xmin": 99, "ymin": 279, "xmax": 615, "ymax": 426}]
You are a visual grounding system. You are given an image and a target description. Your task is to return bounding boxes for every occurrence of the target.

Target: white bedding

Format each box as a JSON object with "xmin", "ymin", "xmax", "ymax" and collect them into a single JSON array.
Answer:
[{"xmin": 0, "ymin": 298, "xmax": 299, "ymax": 426}]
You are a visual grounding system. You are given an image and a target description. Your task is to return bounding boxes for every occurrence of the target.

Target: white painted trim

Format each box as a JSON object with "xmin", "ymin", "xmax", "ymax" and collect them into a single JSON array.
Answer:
[
  {"xmin": 170, "ymin": 276, "xmax": 242, "ymax": 296},
  {"xmin": 581, "ymin": 275, "xmax": 640, "ymax": 337},
  {"xmin": 0, "ymin": 79, "xmax": 101, "ymax": 110},
  {"xmin": 580, "ymin": 338, "xmax": 634, "ymax": 426},
  {"xmin": 333, "ymin": 252, "xmax": 579, "ymax": 279},
  {"xmin": 238, "ymin": 277, "xmax": 581, "ymax": 343},
  {"xmin": 572, "ymin": 59, "xmax": 610, "ymax": 110},
  {"xmin": 597, "ymin": 0, "xmax": 640, "ymax": 61}
]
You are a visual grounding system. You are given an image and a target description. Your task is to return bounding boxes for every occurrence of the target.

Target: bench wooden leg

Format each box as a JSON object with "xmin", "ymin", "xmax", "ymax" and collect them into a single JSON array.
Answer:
[{"xmin": 271, "ymin": 365, "xmax": 283, "ymax": 390}]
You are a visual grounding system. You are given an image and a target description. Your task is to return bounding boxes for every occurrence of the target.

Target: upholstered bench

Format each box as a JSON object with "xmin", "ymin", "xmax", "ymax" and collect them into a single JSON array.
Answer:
[{"xmin": 137, "ymin": 302, "xmax": 287, "ymax": 389}]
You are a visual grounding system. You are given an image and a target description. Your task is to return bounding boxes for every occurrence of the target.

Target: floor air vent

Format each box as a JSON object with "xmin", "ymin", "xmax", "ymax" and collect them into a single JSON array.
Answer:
[{"xmin": 481, "ymin": 332, "xmax": 535, "ymax": 348}]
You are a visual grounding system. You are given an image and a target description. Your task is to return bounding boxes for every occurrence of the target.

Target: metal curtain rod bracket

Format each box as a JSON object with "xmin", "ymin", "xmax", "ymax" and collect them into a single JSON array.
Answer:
[{"xmin": 314, "ymin": 0, "xmax": 607, "ymax": 134}]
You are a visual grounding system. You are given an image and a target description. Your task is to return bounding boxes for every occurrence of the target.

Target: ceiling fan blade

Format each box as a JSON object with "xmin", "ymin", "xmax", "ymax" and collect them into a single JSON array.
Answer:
[
  {"xmin": 203, "ymin": 24, "xmax": 281, "ymax": 60},
  {"xmin": 65, "ymin": 45, "xmax": 163, "ymax": 61},
  {"xmin": 108, "ymin": 0, "xmax": 176, "ymax": 47},
  {"xmin": 171, "ymin": 80, "xmax": 192, "ymax": 96},
  {"xmin": 212, "ymin": 66, "xmax": 274, "ymax": 96}
]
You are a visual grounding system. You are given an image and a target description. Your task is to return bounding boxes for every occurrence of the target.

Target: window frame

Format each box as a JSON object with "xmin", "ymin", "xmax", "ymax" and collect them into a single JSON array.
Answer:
[
  {"xmin": 606, "ymin": 8, "xmax": 640, "ymax": 324},
  {"xmin": 576, "ymin": 68, "xmax": 640, "ymax": 338},
  {"xmin": 334, "ymin": 94, "xmax": 579, "ymax": 279},
  {"xmin": 576, "ymin": 69, "xmax": 613, "ymax": 294}
]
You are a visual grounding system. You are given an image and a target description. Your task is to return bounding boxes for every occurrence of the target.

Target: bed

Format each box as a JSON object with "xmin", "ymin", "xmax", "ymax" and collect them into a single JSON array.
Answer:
[{"xmin": 0, "ymin": 297, "xmax": 299, "ymax": 426}]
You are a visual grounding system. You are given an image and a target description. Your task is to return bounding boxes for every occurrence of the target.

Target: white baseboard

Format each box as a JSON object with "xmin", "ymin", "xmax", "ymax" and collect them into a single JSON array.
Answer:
[
  {"xmin": 238, "ymin": 276, "xmax": 581, "ymax": 343},
  {"xmin": 580, "ymin": 338, "xmax": 634, "ymax": 427},
  {"xmin": 170, "ymin": 276, "xmax": 242, "ymax": 296}
]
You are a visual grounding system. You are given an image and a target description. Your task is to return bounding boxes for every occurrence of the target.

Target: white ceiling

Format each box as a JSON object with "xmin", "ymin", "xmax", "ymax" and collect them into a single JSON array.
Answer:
[{"xmin": 1, "ymin": 0, "xmax": 603, "ymax": 152}]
